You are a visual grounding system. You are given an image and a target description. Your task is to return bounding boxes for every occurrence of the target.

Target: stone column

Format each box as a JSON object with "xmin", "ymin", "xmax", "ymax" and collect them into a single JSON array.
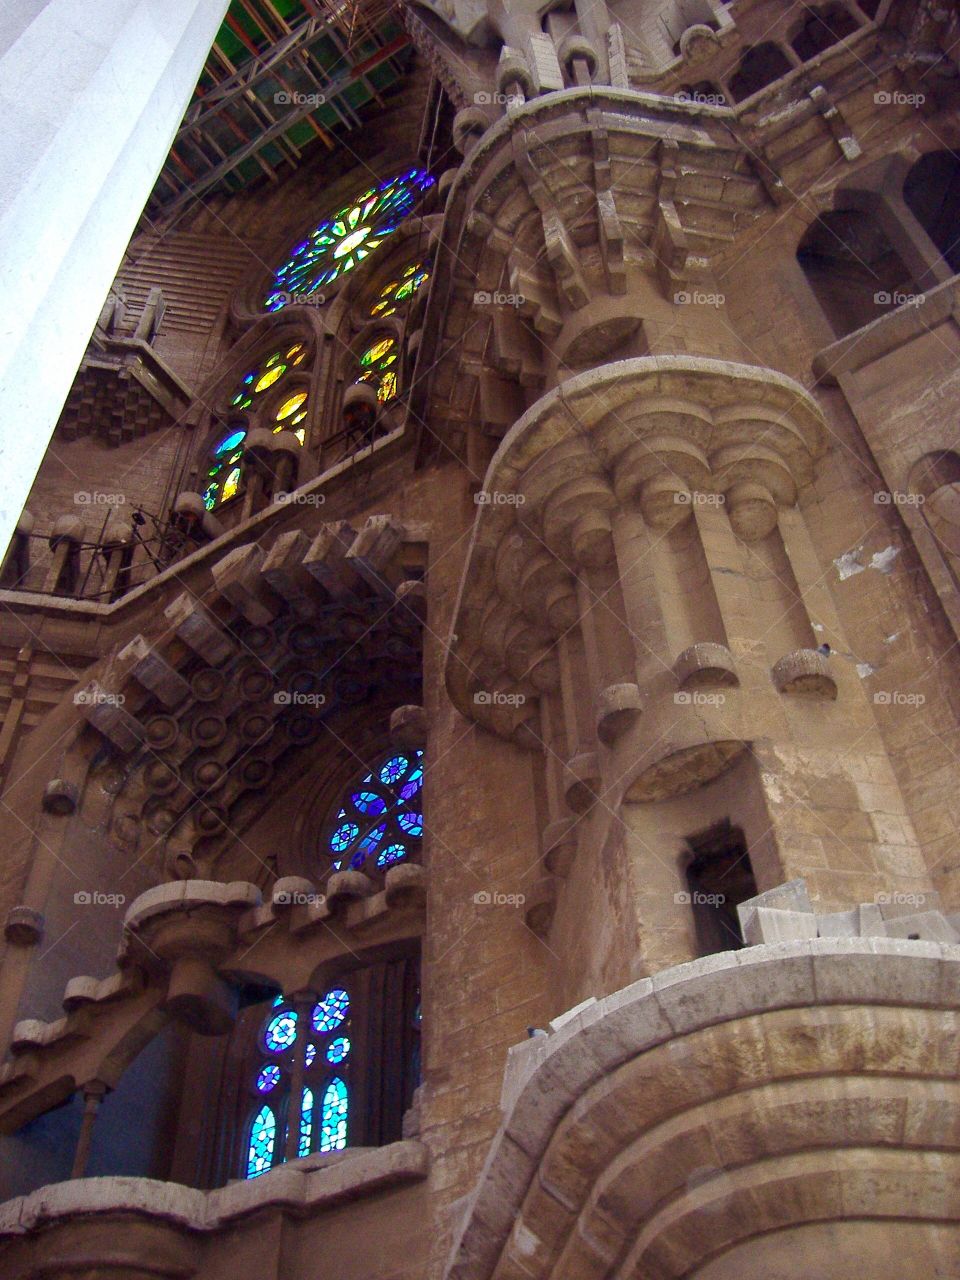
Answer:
[{"xmin": 0, "ymin": 0, "xmax": 230, "ymax": 558}]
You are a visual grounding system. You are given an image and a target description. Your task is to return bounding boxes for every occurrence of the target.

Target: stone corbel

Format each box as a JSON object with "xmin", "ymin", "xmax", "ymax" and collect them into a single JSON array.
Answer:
[
  {"xmin": 808, "ymin": 84, "xmax": 862, "ymax": 161},
  {"xmin": 513, "ymin": 135, "xmax": 590, "ymax": 310},
  {"xmin": 589, "ymin": 111, "xmax": 626, "ymax": 296},
  {"xmin": 653, "ymin": 141, "xmax": 691, "ymax": 297}
]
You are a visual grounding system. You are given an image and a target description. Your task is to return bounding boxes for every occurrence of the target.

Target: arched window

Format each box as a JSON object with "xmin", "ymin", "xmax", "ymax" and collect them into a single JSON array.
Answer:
[
  {"xmin": 264, "ymin": 168, "xmax": 435, "ymax": 311},
  {"xmin": 357, "ymin": 334, "xmax": 400, "ymax": 403},
  {"xmin": 241, "ymin": 962, "xmax": 420, "ymax": 1179},
  {"xmin": 728, "ymin": 43, "xmax": 793, "ymax": 103},
  {"xmin": 326, "ymin": 748, "xmax": 424, "ymax": 873},
  {"xmin": 350, "ymin": 261, "xmax": 431, "ymax": 406},
  {"xmin": 903, "ymin": 152, "xmax": 960, "ymax": 276},
  {"xmin": 202, "ymin": 343, "xmax": 308, "ymax": 510},
  {"xmin": 790, "ymin": 4, "xmax": 859, "ymax": 62},
  {"xmin": 370, "ymin": 261, "xmax": 430, "ymax": 318},
  {"xmin": 797, "ymin": 208, "xmax": 918, "ymax": 338},
  {"xmin": 243, "ymin": 988, "xmax": 353, "ymax": 1178}
]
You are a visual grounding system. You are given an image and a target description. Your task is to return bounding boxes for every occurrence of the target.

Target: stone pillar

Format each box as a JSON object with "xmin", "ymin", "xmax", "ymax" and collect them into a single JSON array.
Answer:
[{"xmin": 0, "ymin": 0, "xmax": 231, "ymax": 559}]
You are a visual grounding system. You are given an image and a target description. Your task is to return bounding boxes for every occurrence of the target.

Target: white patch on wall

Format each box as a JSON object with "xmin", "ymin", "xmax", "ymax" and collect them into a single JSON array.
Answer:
[
  {"xmin": 834, "ymin": 547, "xmax": 865, "ymax": 579},
  {"xmin": 869, "ymin": 546, "xmax": 900, "ymax": 574},
  {"xmin": 514, "ymin": 1225, "xmax": 541, "ymax": 1257},
  {"xmin": 856, "ymin": 662, "xmax": 875, "ymax": 678},
  {"xmin": 834, "ymin": 545, "xmax": 901, "ymax": 580}
]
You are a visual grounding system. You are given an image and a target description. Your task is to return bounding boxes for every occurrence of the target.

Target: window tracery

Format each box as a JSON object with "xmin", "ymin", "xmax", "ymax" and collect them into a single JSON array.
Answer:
[{"xmin": 265, "ymin": 168, "xmax": 434, "ymax": 312}]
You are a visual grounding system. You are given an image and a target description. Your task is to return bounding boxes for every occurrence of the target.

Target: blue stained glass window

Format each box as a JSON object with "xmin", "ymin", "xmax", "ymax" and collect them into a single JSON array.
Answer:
[
  {"xmin": 324, "ymin": 749, "xmax": 424, "ymax": 871},
  {"xmin": 264, "ymin": 1011, "xmax": 298, "ymax": 1051},
  {"xmin": 320, "ymin": 1078, "xmax": 349, "ymax": 1151},
  {"xmin": 398, "ymin": 811, "xmax": 423, "ymax": 837},
  {"xmin": 326, "ymin": 1036, "xmax": 351, "ymax": 1064},
  {"xmin": 352, "ymin": 822, "xmax": 386, "ymax": 866},
  {"xmin": 246, "ymin": 1105, "xmax": 276, "ymax": 1177},
  {"xmin": 299, "ymin": 1087, "xmax": 314, "ymax": 1157},
  {"xmin": 305, "ymin": 1043, "xmax": 317, "ymax": 1067},
  {"xmin": 312, "ymin": 988, "xmax": 350, "ymax": 1033},
  {"xmin": 353, "ymin": 790, "xmax": 387, "ymax": 815},
  {"xmin": 380, "ymin": 754, "xmax": 407, "ymax": 785},
  {"xmin": 214, "ymin": 428, "xmax": 246, "ymax": 456},
  {"xmin": 399, "ymin": 768, "xmax": 422, "ymax": 800},
  {"xmin": 377, "ymin": 842, "xmax": 407, "ymax": 867},
  {"xmin": 256, "ymin": 1064, "xmax": 281, "ymax": 1093},
  {"xmin": 331, "ymin": 821, "xmax": 359, "ymax": 852}
]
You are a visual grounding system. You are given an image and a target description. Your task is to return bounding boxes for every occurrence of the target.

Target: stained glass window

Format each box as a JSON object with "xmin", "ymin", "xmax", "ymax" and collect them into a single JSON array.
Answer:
[
  {"xmin": 264, "ymin": 1010, "xmax": 298, "ymax": 1051},
  {"xmin": 203, "ymin": 345, "xmax": 309, "ymax": 509},
  {"xmin": 265, "ymin": 169, "xmax": 435, "ymax": 311},
  {"xmin": 325, "ymin": 750, "xmax": 424, "ymax": 871},
  {"xmin": 320, "ymin": 1078, "xmax": 349, "ymax": 1151},
  {"xmin": 256, "ymin": 1064, "xmax": 281, "ymax": 1093},
  {"xmin": 356, "ymin": 334, "xmax": 398, "ymax": 403},
  {"xmin": 244, "ymin": 986, "xmax": 352, "ymax": 1177},
  {"xmin": 299, "ymin": 1087, "xmax": 314, "ymax": 1158},
  {"xmin": 370, "ymin": 261, "xmax": 430, "ymax": 318},
  {"xmin": 246, "ymin": 1105, "xmax": 276, "ymax": 1178},
  {"xmin": 273, "ymin": 390, "xmax": 308, "ymax": 445},
  {"xmin": 312, "ymin": 988, "xmax": 349, "ymax": 1033}
]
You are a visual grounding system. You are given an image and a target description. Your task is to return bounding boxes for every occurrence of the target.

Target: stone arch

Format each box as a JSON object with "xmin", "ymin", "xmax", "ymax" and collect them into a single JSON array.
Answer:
[
  {"xmin": 789, "ymin": 3, "xmax": 860, "ymax": 61},
  {"xmin": 728, "ymin": 43, "xmax": 793, "ymax": 103},
  {"xmin": 903, "ymin": 150, "xmax": 960, "ymax": 275},
  {"xmin": 796, "ymin": 207, "xmax": 918, "ymax": 337}
]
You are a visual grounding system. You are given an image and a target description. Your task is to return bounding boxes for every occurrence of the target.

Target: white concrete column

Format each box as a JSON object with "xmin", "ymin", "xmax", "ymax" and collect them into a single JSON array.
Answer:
[{"xmin": 0, "ymin": 0, "xmax": 230, "ymax": 557}]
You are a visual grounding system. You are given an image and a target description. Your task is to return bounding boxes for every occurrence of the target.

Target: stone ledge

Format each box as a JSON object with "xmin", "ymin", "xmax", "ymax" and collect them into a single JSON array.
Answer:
[{"xmin": 0, "ymin": 1140, "xmax": 429, "ymax": 1238}]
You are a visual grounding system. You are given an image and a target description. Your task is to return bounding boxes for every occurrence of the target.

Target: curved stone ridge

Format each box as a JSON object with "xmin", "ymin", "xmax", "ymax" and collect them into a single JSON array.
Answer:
[{"xmin": 445, "ymin": 938, "xmax": 960, "ymax": 1280}]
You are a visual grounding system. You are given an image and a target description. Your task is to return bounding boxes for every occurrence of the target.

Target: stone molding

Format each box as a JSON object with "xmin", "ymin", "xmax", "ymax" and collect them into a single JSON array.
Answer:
[
  {"xmin": 445, "ymin": 938, "xmax": 960, "ymax": 1280},
  {"xmin": 0, "ymin": 1140, "xmax": 428, "ymax": 1264}
]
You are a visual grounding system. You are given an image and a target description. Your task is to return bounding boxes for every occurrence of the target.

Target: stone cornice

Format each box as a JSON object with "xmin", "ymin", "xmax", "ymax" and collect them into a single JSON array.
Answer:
[{"xmin": 0, "ymin": 1139, "xmax": 428, "ymax": 1237}]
